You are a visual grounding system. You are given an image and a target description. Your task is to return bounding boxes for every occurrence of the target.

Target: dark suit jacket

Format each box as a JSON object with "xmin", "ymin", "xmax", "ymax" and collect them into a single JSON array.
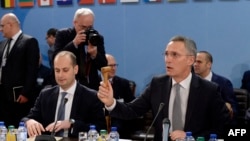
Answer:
[
  {"xmin": 33, "ymin": 64, "xmax": 52, "ymax": 105},
  {"xmin": 241, "ymin": 70, "xmax": 250, "ymax": 92},
  {"xmin": 22, "ymin": 82, "xmax": 106, "ymax": 137},
  {"xmin": 112, "ymin": 76, "xmax": 135, "ymax": 103},
  {"xmin": 211, "ymin": 72, "xmax": 238, "ymax": 124},
  {"xmin": 0, "ymin": 33, "xmax": 39, "ymax": 100},
  {"xmin": 54, "ymin": 27, "xmax": 107, "ymax": 90},
  {"xmin": 0, "ymin": 33, "xmax": 39, "ymax": 127},
  {"xmin": 110, "ymin": 76, "xmax": 136, "ymax": 138},
  {"xmin": 110, "ymin": 73, "xmax": 230, "ymax": 141}
]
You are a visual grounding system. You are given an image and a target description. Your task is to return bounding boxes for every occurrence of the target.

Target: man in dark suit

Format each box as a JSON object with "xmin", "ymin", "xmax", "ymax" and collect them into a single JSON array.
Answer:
[
  {"xmin": 0, "ymin": 13, "xmax": 40, "ymax": 127},
  {"xmin": 193, "ymin": 51, "xmax": 238, "ymax": 125},
  {"xmin": 105, "ymin": 54, "xmax": 136, "ymax": 138},
  {"xmin": 241, "ymin": 70, "xmax": 250, "ymax": 92},
  {"xmin": 46, "ymin": 28, "xmax": 58, "ymax": 69},
  {"xmin": 33, "ymin": 54, "xmax": 52, "ymax": 106},
  {"xmin": 46, "ymin": 28, "xmax": 58, "ymax": 86},
  {"xmin": 54, "ymin": 8, "xmax": 107, "ymax": 91},
  {"xmin": 22, "ymin": 51, "xmax": 106, "ymax": 137},
  {"xmin": 98, "ymin": 35, "xmax": 230, "ymax": 141}
]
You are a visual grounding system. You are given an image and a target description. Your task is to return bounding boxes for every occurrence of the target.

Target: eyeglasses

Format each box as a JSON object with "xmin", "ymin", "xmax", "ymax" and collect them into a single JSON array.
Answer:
[
  {"xmin": 108, "ymin": 64, "xmax": 118, "ymax": 67},
  {"xmin": 163, "ymin": 51, "xmax": 193, "ymax": 59}
]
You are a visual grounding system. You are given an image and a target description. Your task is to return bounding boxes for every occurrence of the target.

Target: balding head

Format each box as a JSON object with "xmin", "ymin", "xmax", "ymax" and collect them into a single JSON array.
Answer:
[
  {"xmin": 2, "ymin": 13, "xmax": 20, "ymax": 24},
  {"xmin": 0, "ymin": 13, "xmax": 21, "ymax": 38},
  {"xmin": 105, "ymin": 54, "xmax": 118, "ymax": 78}
]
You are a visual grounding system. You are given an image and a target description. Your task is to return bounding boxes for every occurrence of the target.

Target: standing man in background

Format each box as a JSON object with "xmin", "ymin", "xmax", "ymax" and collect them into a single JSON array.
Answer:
[
  {"xmin": 46, "ymin": 28, "xmax": 58, "ymax": 69},
  {"xmin": 46, "ymin": 28, "xmax": 58, "ymax": 86},
  {"xmin": 54, "ymin": 8, "xmax": 107, "ymax": 90},
  {"xmin": 0, "ymin": 13, "xmax": 40, "ymax": 127},
  {"xmin": 193, "ymin": 50, "xmax": 238, "ymax": 125}
]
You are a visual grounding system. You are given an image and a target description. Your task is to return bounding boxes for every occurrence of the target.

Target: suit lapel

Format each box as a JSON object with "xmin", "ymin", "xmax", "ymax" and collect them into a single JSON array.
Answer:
[
  {"xmin": 70, "ymin": 83, "xmax": 80, "ymax": 118},
  {"xmin": 8, "ymin": 33, "xmax": 23, "ymax": 58},
  {"xmin": 185, "ymin": 74, "xmax": 199, "ymax": 129},
  {"xmin": 161, "ymin": 76, "xmax": 172, "ymax": 119},
  {"xmin": 51, "ymin": 87, "xmax": 60, "ymax": 119}
]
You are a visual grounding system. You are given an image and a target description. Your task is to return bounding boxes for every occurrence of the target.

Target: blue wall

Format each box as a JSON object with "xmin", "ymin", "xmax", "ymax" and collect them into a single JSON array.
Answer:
[{"xmin": 1, "ymin": 1, "xmax": 250, "ymax": 96}]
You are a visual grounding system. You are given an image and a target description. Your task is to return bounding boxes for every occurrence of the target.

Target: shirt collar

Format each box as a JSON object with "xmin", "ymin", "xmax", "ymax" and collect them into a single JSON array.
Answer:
[
  {"xmin": 11, "ymin": 30, "xmax": 22, "ymax": 41},
  {"xmin": 172, "ymin": 72, "xmax": 192, "ymax": 89},
  {"xmin": 59, "ymin": 80, "xmax": 77, "ymax": 97},
  {"xmin": 204, "ymin": 71, "xmax": 212, "ymax": 81}
]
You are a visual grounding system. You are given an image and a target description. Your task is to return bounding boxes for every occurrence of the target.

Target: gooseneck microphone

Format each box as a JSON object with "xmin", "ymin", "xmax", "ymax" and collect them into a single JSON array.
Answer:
[
  {"xmin": 35, "ymin": 98, "xmax": 68, "ymax": 141},
  {"xmin": 144, "ymin": 102, "xmax": 165, "ymax": 141},
  {"xmin": 162, "ymin": 118, "xmax": 171, "ymax": 141}
]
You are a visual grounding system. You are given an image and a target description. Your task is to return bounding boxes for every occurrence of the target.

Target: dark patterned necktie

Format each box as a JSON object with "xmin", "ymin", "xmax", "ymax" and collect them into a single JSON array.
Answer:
[
  {"xmin": 5, "ymin": 38, "xmax": 12, "ymax": 58},
  {"xmin": 56, "ymin": 92, "xmax": 67, "ymax": 136}
]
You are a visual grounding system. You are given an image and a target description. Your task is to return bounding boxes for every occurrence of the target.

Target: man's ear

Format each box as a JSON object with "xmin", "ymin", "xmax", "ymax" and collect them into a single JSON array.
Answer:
[{"xmin": 74, "ymin": 65, "xmax": 79, "ymax": 74}]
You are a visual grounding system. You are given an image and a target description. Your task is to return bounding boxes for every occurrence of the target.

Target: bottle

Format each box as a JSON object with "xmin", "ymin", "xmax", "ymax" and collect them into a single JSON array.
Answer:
[
  {"xmin": 208, "ymin": 134, "xmax": 217, "ymax": 141},
  {"xmin": 196, "ymin": 136, "xmax": 205, "ymax": 141},
  {"xmin": 185, "ymin": 131, "xmax": 195, "ymax": 141},
  {"xmin": 16, "ymin": 122, "xmax": 27, "ymax": 141},
  {"xmin": 0, "ymin": 121, "xmax": 7, "ymax": 141},
  {"xmin": 108, "ymin": 127, "xmax": 119, "ymax": 141},
  {"xmin": 6, "ymin": 125, "xmax": 16, "ymax": 141},
  {"xmin": 88, "ymin": 125, "xmax": 99, "ymax": 141},
  {"xmin": 98, "ymin": 129, "xmax": 108, "ymax": 141}
]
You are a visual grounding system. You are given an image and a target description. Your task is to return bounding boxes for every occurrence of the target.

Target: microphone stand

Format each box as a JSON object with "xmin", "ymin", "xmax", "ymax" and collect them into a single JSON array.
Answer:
[{"xmin": 144, "ymin": 103, "xmax": 165, "ymax": 141}]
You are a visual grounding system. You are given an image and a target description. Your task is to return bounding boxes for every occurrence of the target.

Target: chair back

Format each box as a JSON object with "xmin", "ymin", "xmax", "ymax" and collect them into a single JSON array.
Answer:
[{"xmin": 233, "ymin": 88, "xmax": 249, "ymax": 125}]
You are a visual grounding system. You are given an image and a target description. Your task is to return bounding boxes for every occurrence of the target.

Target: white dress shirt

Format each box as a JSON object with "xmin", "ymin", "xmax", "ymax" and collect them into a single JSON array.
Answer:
[
  {"xmin": 55, "ymin": 80, "xmax": 76, "ymax": 137},
  {"xmin": 169, "ymin": 73, "xmax": 192, "ymax": 132}
]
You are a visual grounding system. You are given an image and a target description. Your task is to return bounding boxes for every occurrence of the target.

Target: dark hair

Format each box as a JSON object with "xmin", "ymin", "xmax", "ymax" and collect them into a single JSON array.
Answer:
[
  {"xmin": 198, "ymin": 51, "xmax": 213, "ymax": 63},
  {"xmin": 47, "ymin": 28, "xmax": 58, "ymax": 37}
]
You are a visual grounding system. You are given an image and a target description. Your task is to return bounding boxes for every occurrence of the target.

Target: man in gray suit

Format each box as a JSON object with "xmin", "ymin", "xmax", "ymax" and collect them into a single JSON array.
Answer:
[{"xmin": 98, "ymin": 35, "xmax": 230, "ymax": 141}]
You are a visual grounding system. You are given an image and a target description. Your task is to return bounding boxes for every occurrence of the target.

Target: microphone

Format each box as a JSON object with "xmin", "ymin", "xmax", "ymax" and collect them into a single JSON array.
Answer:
[
  {"xmin": 144, "ymin": 102, "xmax": 165, "ymax": 141},
  {"xmin": 35, "ymin": 98, "xmax": 68, "ymax": 141},
  {"xmin": 162, "ymin": 118, "xmax": 171, "ymax": 141}
]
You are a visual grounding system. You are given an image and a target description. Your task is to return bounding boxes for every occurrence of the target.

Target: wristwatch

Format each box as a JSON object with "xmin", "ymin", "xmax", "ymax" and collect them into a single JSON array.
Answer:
[{"xmin": 70, "ymin": 119, "xmax": 75, "ymax": 125}]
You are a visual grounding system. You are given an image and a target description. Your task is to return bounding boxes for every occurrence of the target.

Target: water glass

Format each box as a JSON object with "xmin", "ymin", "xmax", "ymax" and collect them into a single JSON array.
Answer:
[{"xmin": 79, "ymin": 132, "xmax": 88, "ymax": 141}]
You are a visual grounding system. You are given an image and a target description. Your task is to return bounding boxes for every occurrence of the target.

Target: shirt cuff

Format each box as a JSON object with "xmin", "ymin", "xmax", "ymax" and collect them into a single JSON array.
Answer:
[{"xmin": 105, "ymin": 99, "xmax": 116, "ymax": 111}]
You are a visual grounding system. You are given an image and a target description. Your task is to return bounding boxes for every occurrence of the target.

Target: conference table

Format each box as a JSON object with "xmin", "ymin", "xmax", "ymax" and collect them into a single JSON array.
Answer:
[{"xmin": 28, "ymin": 136, "xmax": 132, "ymax": 141}]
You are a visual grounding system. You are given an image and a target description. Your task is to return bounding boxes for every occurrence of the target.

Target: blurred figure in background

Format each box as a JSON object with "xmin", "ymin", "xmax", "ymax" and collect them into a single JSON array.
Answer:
[
  {"xmin": 33, "ymin": 54, "xmax": 52, "ymax": 105},
  {"xmin": 241, "ymin": 70, "xmax": 250, "ymax": 92},
  {"xmin": 105, "ymin": 54, "xmax": 136, "ymax": 138},
  {"xmin": 46, "ymin": 28, "xmax": 58, "ymax": 68},
  {"xmin": 193, "ymin": 50, "xmax": 238, "ymax": 125}
]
